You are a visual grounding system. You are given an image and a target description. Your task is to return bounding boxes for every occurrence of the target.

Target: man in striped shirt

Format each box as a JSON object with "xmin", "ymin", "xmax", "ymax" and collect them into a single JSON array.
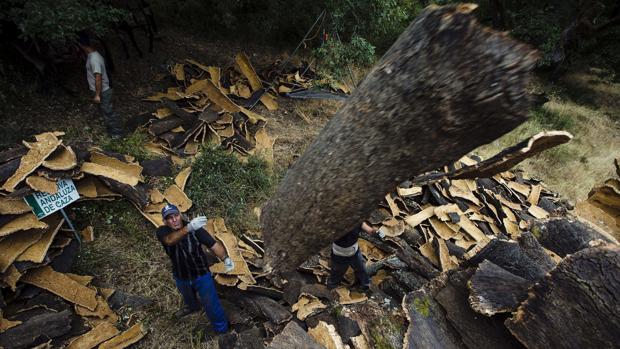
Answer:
[{"xmin": 156, "ymin": 204, "xmax": 234, "ymax": 333}]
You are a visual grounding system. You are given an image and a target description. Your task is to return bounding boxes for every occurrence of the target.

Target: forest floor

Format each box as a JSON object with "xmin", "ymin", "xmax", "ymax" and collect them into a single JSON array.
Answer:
[{"xmin": 1, "ymin": 25, "xmax": 619, "ymax": 348}]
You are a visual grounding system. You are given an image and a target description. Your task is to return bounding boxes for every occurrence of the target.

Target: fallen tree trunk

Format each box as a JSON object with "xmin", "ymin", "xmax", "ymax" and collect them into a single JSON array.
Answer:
[
  {"xmin": 506, "ymin": 245, "xmax": 620, "ymax": 349},
  {"xmin": 261, "ymin": 4, "xmax": 538, "ymax": 272},
  {"xmin": 468, "ymin": 260, "xmax": 533, "ymax": 316},
  {"xmin": 532, "ymin": 218, "xmax": 616, "ymax": 257}
]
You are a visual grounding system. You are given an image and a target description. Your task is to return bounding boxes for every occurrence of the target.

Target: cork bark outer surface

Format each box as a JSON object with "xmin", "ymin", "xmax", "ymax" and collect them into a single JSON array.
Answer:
[{"xmin": 261, "ymin": 4, "xmax": 538, "ymax": 272}]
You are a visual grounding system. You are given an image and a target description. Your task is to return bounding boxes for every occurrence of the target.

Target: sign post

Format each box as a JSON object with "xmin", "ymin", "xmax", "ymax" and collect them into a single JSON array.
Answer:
[{"xmin": 24, "ymin": 179, "xmax": 81, "ymax": 243}]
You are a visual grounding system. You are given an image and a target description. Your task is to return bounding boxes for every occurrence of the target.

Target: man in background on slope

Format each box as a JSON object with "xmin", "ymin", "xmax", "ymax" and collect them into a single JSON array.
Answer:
[{"xmin": 77, "ymin": 33, "xmax": 124, "ymax": 139}]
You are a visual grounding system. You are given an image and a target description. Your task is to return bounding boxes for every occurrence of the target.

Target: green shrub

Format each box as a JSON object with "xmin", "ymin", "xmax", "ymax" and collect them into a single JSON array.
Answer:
[
  {"xmin": 187, "ymin": 147, "xmax": 274, "ymax": 231},
  {"xmin": 100, "ymin": 130, "xmax": 152, "ymax": 162},
  {"xmin": 313, "ymin": 35, "xmax": 376, "ymax": 80},
  {"xmin": 4, "ymin": 0, "xmax": 126, "ymax": 44}
]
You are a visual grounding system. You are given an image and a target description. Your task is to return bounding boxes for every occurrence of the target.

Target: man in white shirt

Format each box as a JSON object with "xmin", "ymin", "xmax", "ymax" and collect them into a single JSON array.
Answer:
[{"xmin": 78, "ymin": 34, "xmax": 124, "ymax": 138}]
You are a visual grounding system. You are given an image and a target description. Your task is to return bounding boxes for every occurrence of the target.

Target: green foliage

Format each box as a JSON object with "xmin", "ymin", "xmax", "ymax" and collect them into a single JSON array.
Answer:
[
  {"xmin": 326, "ymin": 0, "xmax": 425, "ymax": 51},
  {"xmin": 4, "ymin": 0, "xmax": 126, "ymax": 44},
  {"xmin": 313, "ymin": 35, "xmax": 376, "ymax": 80},
  {"xmin": 187, "ymin": 146, "xmax": 274, "ymax": 231},
  {"xmin": 100, "ymin": 130, "xmax": 152, "ymax": 162}
]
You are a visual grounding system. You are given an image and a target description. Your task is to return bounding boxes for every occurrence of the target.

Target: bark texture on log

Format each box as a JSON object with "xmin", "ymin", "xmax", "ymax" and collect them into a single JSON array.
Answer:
[
  {"xmin": 532, "ymin": 218, "xmax": 615, "ymax": 257},
  {"xmin": 506, "ymin": 245, "xmax": 620, "ymax": 349},
  {"xmin": 468, "ymin": 260, "xmax": 533, "ymax": 316},
  {"xmin": 261, "ymin": 4, "xmax": 538, "ymax": 272},
  {"xmin": 402, "ymin": 278, "xmax": 466, "ymax": 349},
  {"xmin": 464, "ymin": 238, "xmax": 549, "ymax": 281},
  {"xmin": 435, "ymin": 269, "xmax": 523, "ymax": 349},
  {"xmin": 0, "ymin": 309, "xmax": 72, "ymax": 349}
]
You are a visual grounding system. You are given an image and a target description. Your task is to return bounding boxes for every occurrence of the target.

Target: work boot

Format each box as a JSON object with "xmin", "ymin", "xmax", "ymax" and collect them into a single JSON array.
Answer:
[
  {"xmin": 351, "ymin": 281, "xmax": 370, "ymax": 292},
  {"xmin": 174, "ymin": 307, "xmax": 200, "ymax": 319}
]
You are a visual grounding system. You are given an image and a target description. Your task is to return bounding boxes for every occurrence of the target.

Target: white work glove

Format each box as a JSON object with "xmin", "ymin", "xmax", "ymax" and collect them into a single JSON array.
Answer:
[
  {"xmin": 187, "ymin": 216, "xmax": 207, "ymax": 232},
  {"xmin": 223, "ymin": 257, "xmax": 235, "ymax": 272},
  {"xmin": 377, "ymin": 228, "xmax": 386, "ymax": 239}
]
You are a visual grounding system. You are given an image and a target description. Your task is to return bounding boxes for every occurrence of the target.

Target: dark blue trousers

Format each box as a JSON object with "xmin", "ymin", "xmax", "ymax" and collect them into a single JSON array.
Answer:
[
  {"xmin": 327, "ymin": 249, "xmax": 370, "ymax": 288},
  {"xmin": 174, "ymin": 272, "xmax": 229, "ymax": 333}
]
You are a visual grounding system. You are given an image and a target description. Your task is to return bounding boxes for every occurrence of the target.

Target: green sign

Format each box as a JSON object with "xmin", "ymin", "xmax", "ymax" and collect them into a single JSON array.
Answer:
[{"xmin": 24, "ymin": 179, "xmax": 79, "ymax": 219}]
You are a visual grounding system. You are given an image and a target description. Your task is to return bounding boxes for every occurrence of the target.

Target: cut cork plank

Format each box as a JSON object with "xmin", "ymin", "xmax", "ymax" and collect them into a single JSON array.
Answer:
[
  {"xmin": 66, "ymin": 322, "xmax": 119, "ymax": 349},
  {"xmin": 1, "ymin": 132, "xmax": 62, "ymax": 192},
  {"xmin": 80, "ymin": 162, "xmax": 140, "ymax": 187},
  {"xmin": 385, "ymin": 194, "xmax": 402, "ymax": 217},
  {"xmin": 81, "ymin": 226, "xmax": 94, "ymax": 242},
  {"xmin": 292, "ymin": 294, "xmax": 327, "ymax": 320},
  {"xmin": 25, "ymin": 175, "xmax": 58, "ymax": 194},
  {"xmin": 21, "ymin": 266, "xmax": 98, "ymax": 311},
  {"xmin": 208, "ymin": 218, "xmax": 256, "ymax": 284},
  {"xmin": 42, "ymin": 144, "xmax": 77, "ymax": 171},
  {"xmin": 335, "ymin": 288, "xmax": 368, "ymax": 305},
  {"xmin": 448, "ymin": 183, "xmax": 480, "ymax": 206},
  {"xmin": 16, "ymin": 214, "xmax": 64, "ymax": 263},
  {"xmin": 137, "ymin": 209, "xmax": 164, "ymax": 228},
  {"xmin": 174, "ymin": 167, "xmax": 192, "ymax": 191},
  {"xmin": 397, "ymin": 186, "xmax": 423, "ymax": 197},
  {"xmin": 0, "ymin": 314, "xmax": 21, "ymax": 333},
  {"xmin": 308, "ymin": 321, "xmax": 345, "ymax": 349},
  {"xmin": 76, "ymin": 176, "xmax": 98, "ymax": 198},
  {"xmin": 75, "ymin": 294, "xmax": 119, "ymax": 323},
  {"xmin": 528, "ymin": 184, "xmax": 542, "ymax": 206},
  {"xmin": 235, "ymin": 53, "xmax": 263, "ymax": 91},
  {"xmin": 98, "ymin": 323, "xmax": 146, "ymax": 349},
  {"xmin": 528, "ymin": 205, "xmax": 550, "ymax": 219},
  {"xmin": 1, "ymin": 265, "xmax": 22, "ymax": 291},
  {"xmin": 0, "ymin": 228, "xmax": 45, "ymax": 272},
  {"xmin": 0, "ymin": 213, "xmax": 48, "ymax": 238},
  {"xmin": 66, "ymin": 273, "xmax": 94, "ymax": 286},
  {"xmin": 429, "ymin": 218, "xmax": 457, "ymax": 240},
  {"xmin": 506, "ymin": 181, "xmax": 531, "ymax": 198},
  {"xmin": 458, "ymin": 215, "xmax": 489, "ymax": 243},
  {"xmin": 186, "ymin": 78, "xmax": 266, "ymax": 124},
  {"xmin": 80, "ymin": 152, "xmax": 143, "ymax": 187},
  {"xmin": 434, "ymin": 204, "xmax": 461, "ymax": 222},
  {"xmin": 404, "ymin": 206, "xmax": 435, "ymax": 228},
  {"xmin": 0, "ymin": 197, "xmax": 31, "ymax": 215},
  {"xmin": 163, "ymin": 184, "xmax": 192, "ymax": 212},
  {"xmin": 148, "ymin": 188, "xmax": 165, "ymax": 204},
  {"xmin": 214, "ymin": 274, "xmax": 239, "ymax": 287}
]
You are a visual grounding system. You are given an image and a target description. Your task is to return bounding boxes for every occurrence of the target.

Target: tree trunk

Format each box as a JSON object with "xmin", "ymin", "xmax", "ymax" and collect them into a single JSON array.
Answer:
[
  {"xmin": 261, "ymin": 4, "xmax": 538, "ymax": 273},
  {"xmin": 464, "ymin": 238, "xmax": 551, "ymax": 281},
  {"xmin": 468, "ymin": 260, "xmax": 533, "ymax": 316},
  {"xmin": 532, "ymin": 218, "xmax": 616, "ymax": 257},
  {"xmin": 435, "ymin": 269, "xmax": 524, "ymax": 349},
  {"xmin": 506, "ymin": 245, "xmax": 620, "ymax": 349}
]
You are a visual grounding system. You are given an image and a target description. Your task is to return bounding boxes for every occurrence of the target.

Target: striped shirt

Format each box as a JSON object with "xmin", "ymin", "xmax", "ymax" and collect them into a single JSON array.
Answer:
[{"xmin": 156, "ymin": 226, "xmax": 216, "ymax": 280}]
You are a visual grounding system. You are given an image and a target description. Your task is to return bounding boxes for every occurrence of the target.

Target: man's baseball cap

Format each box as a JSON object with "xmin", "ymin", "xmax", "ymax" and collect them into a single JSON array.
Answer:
[{"xmin": 161, "ymin": 204, "xmax": 180, "ymax": 219}]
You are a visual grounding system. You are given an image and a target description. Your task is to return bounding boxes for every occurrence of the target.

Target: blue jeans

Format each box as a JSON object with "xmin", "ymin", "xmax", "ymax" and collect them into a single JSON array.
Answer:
[
  {"xmin": 174, "ymin": 272, "xmax": 229, "ymax": 333},
  {"xmin": 327, "ymin": 249, "xmax": 370, "ymax": 288},
  {"xmin": 98, "ymin": 88, "xmax": 123, "ymax": 135}
]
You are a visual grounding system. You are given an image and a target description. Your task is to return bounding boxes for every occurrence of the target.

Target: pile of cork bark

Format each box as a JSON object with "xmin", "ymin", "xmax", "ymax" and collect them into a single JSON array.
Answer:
[{"xmin": 139, "ymin": 52, "xmax": 344, "ymax": 161}]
